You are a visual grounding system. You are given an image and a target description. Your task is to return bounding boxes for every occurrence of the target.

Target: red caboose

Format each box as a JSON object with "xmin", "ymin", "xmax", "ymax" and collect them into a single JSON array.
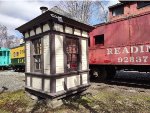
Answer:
[{"xmin": 89, "ymin": 1, "xmax": 150, "ymax": 80}]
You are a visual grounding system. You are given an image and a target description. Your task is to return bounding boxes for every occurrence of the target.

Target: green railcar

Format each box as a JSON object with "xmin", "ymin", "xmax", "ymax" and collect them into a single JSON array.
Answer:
[{"xmin": 0, "ymin": 47, "xmax": 11, "ymax": 69}]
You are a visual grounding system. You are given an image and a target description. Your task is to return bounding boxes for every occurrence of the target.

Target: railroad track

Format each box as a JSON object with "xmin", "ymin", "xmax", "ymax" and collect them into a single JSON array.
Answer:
[{"xmin": 107, "ymin": 78, "xmax": 150, "ymax": 90}]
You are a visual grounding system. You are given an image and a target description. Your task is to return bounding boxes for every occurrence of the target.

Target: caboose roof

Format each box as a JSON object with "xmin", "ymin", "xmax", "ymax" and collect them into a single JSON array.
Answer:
[{"xmin": 16, "ymin": 7, "xmax": 94, "ymax": 33}]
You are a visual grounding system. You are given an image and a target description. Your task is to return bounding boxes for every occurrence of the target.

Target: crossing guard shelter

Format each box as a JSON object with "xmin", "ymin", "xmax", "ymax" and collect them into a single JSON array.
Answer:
[{"xmin": 16, "ymin": 7, "xmax": 93, "ymax": 99}]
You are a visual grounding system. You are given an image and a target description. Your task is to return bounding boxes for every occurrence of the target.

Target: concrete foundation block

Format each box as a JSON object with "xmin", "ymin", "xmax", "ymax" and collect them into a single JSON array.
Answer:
[{"xmin": 46, "ymin": 99, "xmax": 63, "ymax": 108}]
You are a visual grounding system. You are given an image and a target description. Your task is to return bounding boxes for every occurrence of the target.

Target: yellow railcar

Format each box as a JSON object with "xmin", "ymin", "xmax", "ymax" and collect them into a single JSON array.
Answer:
[{"xmin": 10, "ymin": 44, "xmax": 25, "ymax": 71}]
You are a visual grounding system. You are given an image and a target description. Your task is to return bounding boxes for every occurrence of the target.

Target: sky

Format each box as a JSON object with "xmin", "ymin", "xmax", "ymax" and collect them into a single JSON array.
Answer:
[{"xmin": 0, "ymin": 0, "xmax": 119, "ymax": 38}]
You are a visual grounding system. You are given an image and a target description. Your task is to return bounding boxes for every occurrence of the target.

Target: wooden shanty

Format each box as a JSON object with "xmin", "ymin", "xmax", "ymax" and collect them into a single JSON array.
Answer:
[{"xmin": 16, "ymin": 6, "xmax": 93, "ymax": 99}]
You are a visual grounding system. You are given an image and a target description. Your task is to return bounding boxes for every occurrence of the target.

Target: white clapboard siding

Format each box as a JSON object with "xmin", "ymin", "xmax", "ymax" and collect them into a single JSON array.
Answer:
[
  {"xmin": 44, "ymin": 79, "xmax": 50, "ymax": 92},
  {"xmin": 65, "ymin": 26, "xmax": 73, "ymax": 34},
  {"xmin": 81, "ymin": 39, "xmax": 87, "ymax": 70},
  {"xmin": 67, "ymin": 75, "xmax": 80, "ymax": 89},
  {"xmin": 27, "ymin": 76, "xmax": 30, "ymax": 87},
  {"xmin": 30, "ymin": 30, "xmax": 35, "ymax": 36},
  {"xmin": 82, "ymin": 73, "xmax": 88, "ymax": 84},
  {"xmin": 74, "ymin": 29, "xmax": 81, "ymax": 36},
  {"xmin": 25, "ymin": 32, "xmax": 29, "ymax": 38},
  {"xmin": 43, "ymin": 35, "xmax": 50, "ymax": 74},
  {"xmin": 36, "ymin": 27, "xmax": 42, "ymax": 34},
  {"xmin": 56, "ymin": 78, "xmax": 64, "ymax": 92},
  {"xmin": 26, "ymin": 41, "xmax": 31, "ymax": 72},
  {"xmin": 32, "ymin": 77, "xmax": 42, "ymax": 90},
  {"xmin": 55, "ymin": 35, "xmax": 64, "ymax": 73},
  {"xmin": 43, "ymin": 24, "xmax": 50, "ymax": 32},
  {"xmin": 54, "ymin": 23, "xmax": 63, "ymax": 32},
  {"xmin": 82, "ymin": 31, "xmax": 88, "ymax": 37}
]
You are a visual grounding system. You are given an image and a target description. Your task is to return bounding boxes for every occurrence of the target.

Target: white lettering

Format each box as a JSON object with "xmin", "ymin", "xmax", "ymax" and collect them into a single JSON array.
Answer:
[
  {"xmin": 122, "ymin": 47, "xmax": 129, "ymax": 54},
  {"xmin": 143, "ymin": 56, "xmax": 148, "ymax": 62},
  {"xmin": 139, "ymin": 45, "xmax": 144, "ymax": 53},
  {"xmin": 136, "ymin": 56, "xmax": 141, "ymax": 62},
  {"xmin": 118, "ymin": 57, "xmax": 122, "ymax": 62},
  {"xmin": 114, "ymin": 48, "xmax": 121, "ymax": 54},
  {"xmin": 130, "ymin": 57, "xmax": 134, "ymax": 62},
  {"xmin": 131, "ymin": 46, "xmax": 138, "ymax": 53},
  {"xmin": 124, "ymin": 57, "xmax": 128, "ymax": 62},
  {"xmin": 107, "ymin": 48, "xmax": 113, "ymax": 55},
  {"xmin": 117, "ymin": 56, "xmax": 148, "ymax": 63},
  {"xmin": 146, "ymin": 45, "xmax": 150, "ymax": 52}
]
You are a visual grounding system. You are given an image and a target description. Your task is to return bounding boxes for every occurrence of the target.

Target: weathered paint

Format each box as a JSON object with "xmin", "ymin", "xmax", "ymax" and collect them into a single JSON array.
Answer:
[
  {"xmin": 16, "ymin": 9, "xmax": 92, "ymax": 99},
  {"xmin": 109, "ymin": 2, "xmax": 150, "ymax": 21},
  {"xmin": 54, "ymin": 23, "xmax": 63, "ymax": 32},
  {"xmin": 55, "ymin": 34, "xmax": 64, "ymax": 73},
  {"xmin": 30, "ymin": 30, "xmax": 35, "ymax": 36},
  {"xmin": 74, "ymin": 29, "xmax": 81, "ymax": 36},
  {"xmin": 43, "ymin": 24, "xmax": 50, "ymax": 32},
  {"xmin": 67, "ymin": 75, "xmax": 80, "ymax": 89},
  {"xmin": 26, "ymin": 41, "xmax": 31, "ymax": 72},
  {"xmin": 36, "ymin": 27, "xmax": 42, "ymax": 34},
  {"xmin": 65, "ymin": 26, "xmax": 73, "ymax": 34},
  {"xmin": 81, "ymin": 39, "xmax": 87, "ymax": 70},
  {"xmin": 43, "ymin": 35, "xmax": 50, "ymax": 74},
  {"xmin": 89, "ymin": 12, "xmax": 150, "ymax": 65},
  {"xmin": 0, "ymin": 47, "xmax": 10, "ymax": 67}
]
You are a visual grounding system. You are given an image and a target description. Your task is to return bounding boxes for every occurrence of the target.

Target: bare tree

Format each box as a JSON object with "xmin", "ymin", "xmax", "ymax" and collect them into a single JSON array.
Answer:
[
  {"xmin": 0, "ymin": 25, "xmax": 7, "ymax": 47},
  {"xmin": 0, "ymin": 24, "xmax": 20, "ymax": 48},
  {"xmin": 58, "ymin": 0, "xmax": 108, "ymax": 24}
]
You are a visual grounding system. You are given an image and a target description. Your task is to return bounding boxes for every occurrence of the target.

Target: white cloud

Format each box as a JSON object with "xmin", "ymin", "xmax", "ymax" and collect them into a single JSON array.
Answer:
[
  {"xmin": 107, "ymin": 0, "xmax": 120, "ymax": 7},
  {"xmin": 0, "ymin": 0, "xmax": 120, "ymax": 37},
  {"xmin": 0, "ymin": 0, "xmax": 58, "ymax": 37}
]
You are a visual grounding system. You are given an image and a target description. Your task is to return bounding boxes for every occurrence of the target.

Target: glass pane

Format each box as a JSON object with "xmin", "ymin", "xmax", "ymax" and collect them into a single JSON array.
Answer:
[
  {"xmin": 35, "ymin": 63, "xmax": 41, "ymax": 70},
  {"xmin": 66, "ymin": 37, "xmax": 79, "ymax": 71},
  {"xmin": 34, "ymin": 55, "xmax": 41, "ymax": 63},
  {"xmin": 33, "ymin": 39, "xmax": 41, "ymax": 54}
]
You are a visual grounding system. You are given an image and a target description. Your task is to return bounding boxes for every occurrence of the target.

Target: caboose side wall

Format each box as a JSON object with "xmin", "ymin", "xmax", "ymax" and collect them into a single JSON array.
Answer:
[
  {"xmin": 109, "ymin": 2, "xmax": 150, "ymax": 22},
  {"xmin": 89, "ymin": 12, "xmax": 150, "ymax": 66}
]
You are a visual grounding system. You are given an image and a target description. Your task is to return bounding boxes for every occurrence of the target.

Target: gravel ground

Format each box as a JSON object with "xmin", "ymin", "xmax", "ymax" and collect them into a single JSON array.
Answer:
[{"xmin": 0, "ymin": 71, "xmax": 25, "ymax": 92}]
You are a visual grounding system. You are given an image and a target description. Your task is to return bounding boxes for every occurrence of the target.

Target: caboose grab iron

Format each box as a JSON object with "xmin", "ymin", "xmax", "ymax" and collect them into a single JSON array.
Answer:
[{"xmin": 16, "ymin": 6, "xmax": 93, "ymax": 99}]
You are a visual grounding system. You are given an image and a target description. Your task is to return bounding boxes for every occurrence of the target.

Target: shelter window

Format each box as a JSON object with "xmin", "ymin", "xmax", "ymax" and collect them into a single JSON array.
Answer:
[
  {"xmin": 32, "ymin": 38, "xmax": 42, "ymax": 71},
  {"xmin": 137, "ymin": 2, "xmax": 150, "ymax": 9},
  {"xmin": 112, "ymin": 6, "xmax": 124, "ymax": 16},
  {"xmin": 66, "ymin": 37, "xmax": 79, "ymax": 71},
  {"xmin": 94, "ymin": 34, "xmax": 104, "ymax": 46}
]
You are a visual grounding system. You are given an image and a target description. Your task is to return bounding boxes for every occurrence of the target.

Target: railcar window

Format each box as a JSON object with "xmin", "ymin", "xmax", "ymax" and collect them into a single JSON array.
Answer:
[
  {"xmin": 3, "ymin": 51, "xmax": 6, "ymax": 56},
  {"xmin": 94, "ymin": 34, "xmax": 104, "ymax": 45},
  {"xmin": 137, "ymin": 2, "xmax": 150, "ymax": 9},
  {"xmin": 0, "ymin": 52, "xmax": 2, "ymax": 56},
  {"xmin": 14, "ymin": 52, "xmax": 15, "ymax": 57},
  {"xmin": 112, "ymin": 6, "xmax": 124, "ymax": 16},
  {"xmin": 66, "ymin": 37, "xmax": 79, "ymax": 71},
  {"xmin": 16, "ymin": 52, "xmax": 19, "ymax": 56},
  {"xmin": 32, "ymin": 38, "xmax": 42, "ymax": 71}
]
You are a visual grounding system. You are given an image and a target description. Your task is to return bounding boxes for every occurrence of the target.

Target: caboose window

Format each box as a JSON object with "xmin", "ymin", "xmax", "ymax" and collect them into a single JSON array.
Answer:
[
  {"xmin": 94, "ymin": 34, "xmax": 104, "ymax": 45},
  {"xmin": 66, "ymin": 37, "xmax": 79, "ymax": 71},
  {"xmin": 32, "ymin": 38, "xmax": 42, "ymax": 71},
  {"xmin": 137, "ymin": 2, "xmax": 150, "ymax": 9},
  {"xmin": 112, "ymin": 6, "xmax": 124, "ymax": 16}
]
